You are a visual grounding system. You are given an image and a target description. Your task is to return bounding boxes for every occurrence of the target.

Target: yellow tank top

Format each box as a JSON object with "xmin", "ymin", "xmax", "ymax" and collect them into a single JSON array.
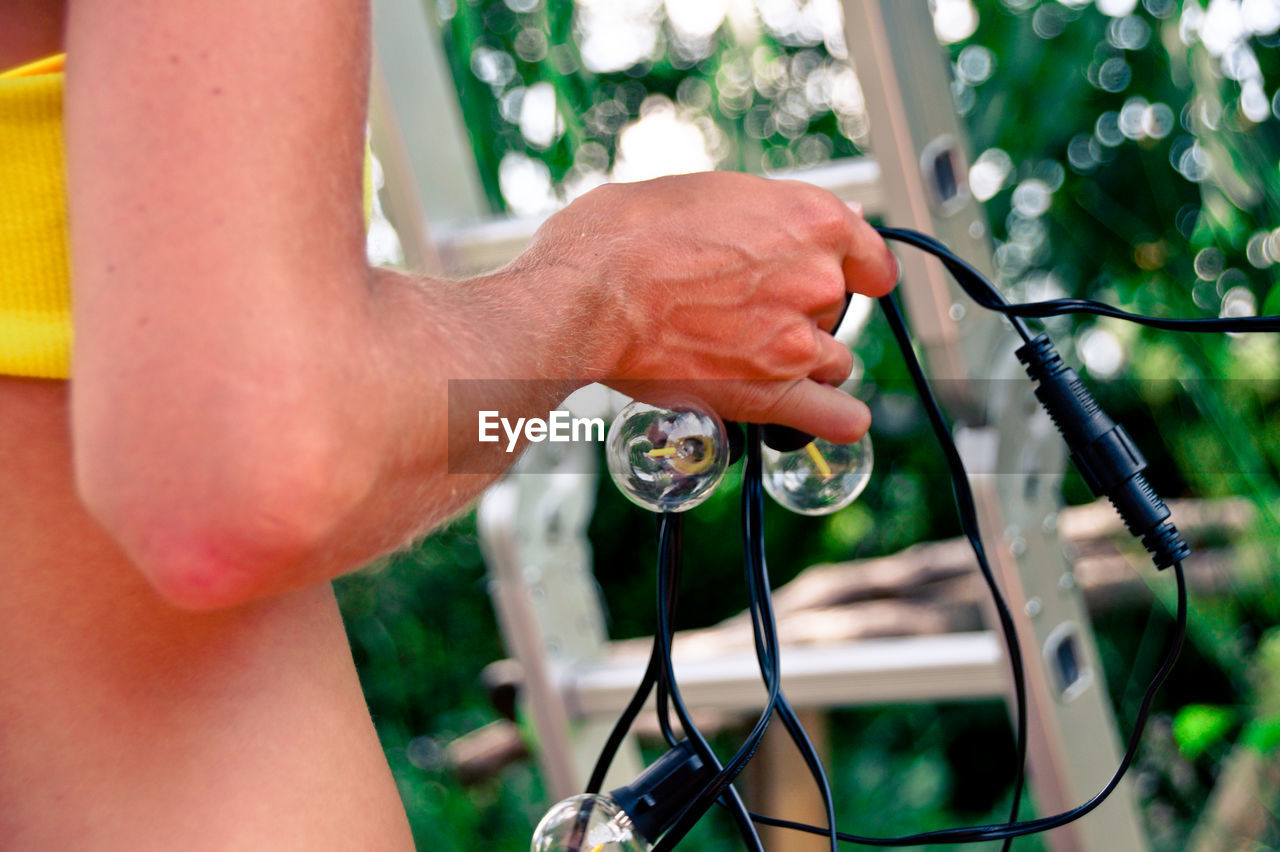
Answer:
[
  {"xmin": 0, "ymin": 55, "xmax": 375, "ymax": 381},
  {"xmin": 0, "ymin": 54, "xmax": 70, "ymax": 379}
]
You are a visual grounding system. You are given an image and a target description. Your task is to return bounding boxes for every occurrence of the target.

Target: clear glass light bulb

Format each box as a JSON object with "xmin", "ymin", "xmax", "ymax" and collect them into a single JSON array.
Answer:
[
  {"xmin": 606, "ymin": 400, "xmax": 728, "ymax": 513},
  {"xmin": 530, "ymin": 794, "xmax": 650, "ymax": 852},
  {"xmin": 762, "ymin": 434, "xmax": 873, "ymax": 515}
]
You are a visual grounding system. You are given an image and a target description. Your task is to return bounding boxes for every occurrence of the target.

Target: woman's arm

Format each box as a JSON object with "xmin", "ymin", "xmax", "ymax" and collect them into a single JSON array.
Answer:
[{"xmin": 65, "ymin": 0, "xmax": 896, "ymax": 610}]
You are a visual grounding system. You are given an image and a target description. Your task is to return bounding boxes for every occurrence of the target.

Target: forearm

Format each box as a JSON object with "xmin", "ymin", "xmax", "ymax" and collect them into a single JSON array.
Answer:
[
  {"xmin": 77, "ymin": 258, "xmax": 610, "ymax": 610},
  {"xmin": 318, "ymin": 264, "xmax": 603, "ymax": 561}
]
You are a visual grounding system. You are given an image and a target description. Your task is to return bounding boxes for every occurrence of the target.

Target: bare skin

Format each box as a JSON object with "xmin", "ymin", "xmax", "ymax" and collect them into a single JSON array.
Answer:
[
  {"xmin": 1, "ymin": 0, "xmax": 897, "ymax": 847},
  {"xmin": 3, "ymin": 6, "xmax": 413, "ymax": 848},
  {"xmin": 0, "ymin": 382, "xmax": 416, "ymax": 850}
]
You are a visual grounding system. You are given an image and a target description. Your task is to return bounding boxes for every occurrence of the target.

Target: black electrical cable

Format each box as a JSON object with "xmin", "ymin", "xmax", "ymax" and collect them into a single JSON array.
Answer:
[
  {"xmin": 874, "ymin": 228, "xmax": 1280, "ymax": 336},
  {"xmin": 874, "ymin": 228, "xmax": 1250, "ymax": 574},
  {"xmin": 655, "ymin": 428, "xmax": 841, "ymax": 852},
  {"xmin": 633, "ymin": 229, "xmax": 1035, "ymax": 851},
  {"xmin": 584, "ymin": 512, "xmax": 765, "ymax": 851},
  {"xmin": 656, "ymin": 672, "xmax": 677, "ymax": 749},
  {"xmin": 730, "ymin": 231, "xmax": 1229, "ymax": 844},
  {"xmin": 584, "ymin": 650, "xmax": 658, "ymax": 795},
  {"xmin": 876, "ymin": 227, "xmax": 1034, "ymax": 344},
  {"xmin": 653, "ymin": 431, "xmax": 788, "ymax": 851},
  {"xmin": 996, "ymin": 297, "xmax": 1280, "ymax": 332},
  {"xmin": 651, "ymin": 504, "xmax": 783, "ymax": 852},
  {"xmin": 654, "ymin": 518, "xmax": 679, "ymax": 750},
  {"xmin": 654, "ymin": 513, "xmax": 767, "ymax": 852},
  {"xmin": 720, "ymin": 293, "xmax": 1035, "ymax": 850},
  {"xmin": 584, "ymin": 226, "xmax": 1269, "ymax": 850},
  {"xmin": 656, "ymin": 243, "xmax": 1037, "ymax": 850},
  {"xmin": 748, "ymin": 559, "xmax": 1187, "ymax": 846},
  {"xmin": 695, "ymin": 355, "xmax": 1028, "ymax": 851},
  {"xmin": 878, "ymin": 293, "xmax": 1030, "ymax": 849},
  {"xmin": 739, "ymin": 439, "xmax": 841, "ymax": 852}
]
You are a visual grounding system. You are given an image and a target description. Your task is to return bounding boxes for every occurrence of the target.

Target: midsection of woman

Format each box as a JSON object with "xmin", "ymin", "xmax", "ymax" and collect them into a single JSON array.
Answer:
[
  {"xmin": 0, "ymin": 382, "xmax": 413, "ymax": 849},
  {"xmin": 0, "ymin": 2, "xmax": 413, "ymax": 847},
  {"xmin": 0, "ymin": 384, "xmax": 414, "ymax": 850}
]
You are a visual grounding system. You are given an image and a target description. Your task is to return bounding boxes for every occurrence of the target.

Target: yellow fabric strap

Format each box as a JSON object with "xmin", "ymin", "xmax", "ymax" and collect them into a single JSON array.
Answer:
[
  {"xmin": 0, "ymin": 54, "xmax": 70, "ymax": 378},
  {"xmin": 0, "ymin": 54, "xmax": 67, "ymax": 79}
]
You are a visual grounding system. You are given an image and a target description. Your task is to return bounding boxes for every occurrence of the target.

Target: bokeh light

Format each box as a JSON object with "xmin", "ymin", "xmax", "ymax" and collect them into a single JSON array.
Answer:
[{"xmin": 612, "ymin": 96, "xmax": 718, "ymax": 182}]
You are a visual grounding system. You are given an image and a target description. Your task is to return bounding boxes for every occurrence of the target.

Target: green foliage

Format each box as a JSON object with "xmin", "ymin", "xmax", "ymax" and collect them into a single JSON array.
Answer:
[
  {"xmin": 437, "ymin": 0, "xmax": 871, "ymax": 216},
  {"xmin": 824, "ymin": 703, "xmax": 1046, "ymax": 852},
  {"xmin": 335, "ymin": 520, "xmax": 548, "ymax": 849},
  {"xmin": 1172, "ymin": 704, "xmax": 1238, "ymax": 760}
]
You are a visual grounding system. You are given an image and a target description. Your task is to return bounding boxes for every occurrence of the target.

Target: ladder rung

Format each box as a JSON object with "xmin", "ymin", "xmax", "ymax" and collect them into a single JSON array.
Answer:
[{"xmin": 563, "ymin": 630, "xmax": 1005, "ymax": 718}]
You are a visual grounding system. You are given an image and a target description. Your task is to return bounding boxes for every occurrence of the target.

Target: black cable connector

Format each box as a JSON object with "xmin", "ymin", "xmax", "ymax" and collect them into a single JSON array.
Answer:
[
  {"xmin": 611, "ymin": 740, "xmax": 715, "ymax": 844},
  {"xmin": 1015, "ymin": 334, "xmax": 1191, "ymax": 570}
]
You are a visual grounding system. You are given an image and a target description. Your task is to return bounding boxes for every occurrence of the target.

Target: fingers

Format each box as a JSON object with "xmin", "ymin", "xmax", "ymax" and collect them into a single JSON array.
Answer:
[
  {"xmin": 781, "ymin": 331, "xmax": 861, "ymax": 443},
  {"xmin": 762, "ymin": 380, "xmax": 870, "ymax": 445},
  {"xmin": 810, "ymin": 293, "xmax": 848, "ymax": 334},
  {"xmin": 808, "ymin": 327, "xmax": 853, "ymax": 385},
  {"xmin": 590, "ymin": 176, "xmax": 887, "ymax": 446},
  {"xmin": 618, "ymin": 376, "xmax": 869, "ymax": 448},
  {"xmin": 840, "ymin": 203, "xmax": 899, "ymax": 298},
  {"xmin": 769, "ymin": 178, "xmax": 897, "ymax": 300}
]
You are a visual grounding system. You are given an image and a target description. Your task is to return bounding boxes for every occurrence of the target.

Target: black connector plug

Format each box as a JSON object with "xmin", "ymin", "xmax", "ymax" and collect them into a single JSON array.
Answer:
[
  {"xmin": 610, "ymin": 740, "xmax": 713, "ymax": 844},
  {"xmin": 760, "ymin": 423, "xmax": 813, "ymax": 453},
  {"xmin": 1015, "ymin": 334, "xmax": 1191, "ymax": 570}
]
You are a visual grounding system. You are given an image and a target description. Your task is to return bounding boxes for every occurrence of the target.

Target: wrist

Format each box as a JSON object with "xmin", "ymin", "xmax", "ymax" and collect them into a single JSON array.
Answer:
[{"xmin": 496, "ymin": 235, "xmax": 635, "ymax": 388}]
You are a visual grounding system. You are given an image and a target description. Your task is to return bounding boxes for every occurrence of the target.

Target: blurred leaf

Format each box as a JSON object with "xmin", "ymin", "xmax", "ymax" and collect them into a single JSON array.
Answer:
[
  {"xmin": 1173, "ymin": 704, "xmax": 1238, "ymax": 760},
  {"xmin": 1241, "ymin": 716, "xmax": 1280, "ymax": 756}
]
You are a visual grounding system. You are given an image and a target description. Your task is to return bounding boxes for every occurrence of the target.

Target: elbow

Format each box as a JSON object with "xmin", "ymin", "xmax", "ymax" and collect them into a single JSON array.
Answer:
[
  {"xmin": 74, "ymin": 423, "xmax": 370, "ymax": 612},
  {"xmin": 112, "ymin": 508, "xmax": 332, "ymax": 612}
]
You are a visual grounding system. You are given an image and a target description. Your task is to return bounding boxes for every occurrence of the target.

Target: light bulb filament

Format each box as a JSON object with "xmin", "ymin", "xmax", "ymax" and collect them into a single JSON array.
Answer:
[
  {"xmin": 804, "ymin": 441, "xmax": 834, "ymax": 479},
  {"xmin": 646, "ymin": 446, "xmax": 678, "ymax": 458}
]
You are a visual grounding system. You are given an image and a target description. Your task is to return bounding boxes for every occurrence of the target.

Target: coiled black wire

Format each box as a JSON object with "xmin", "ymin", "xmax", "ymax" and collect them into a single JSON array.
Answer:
[
  {"xmin": 584, "ymin": 514, "xmax": 764, "ymax": 851},
  {"xmin": 749, "ymin": 559, "xmax": 1186, "ymax": 846},
  {"xmin": 876, "ymin": 227, "xmax": 1280, "ymax": 336},
  {"xmin": 652, "ymin": 429, "xmax": 793, "ymax": 851},
  {"xmin": 582, "ymin": 227, "xmax": 1269, "ymax": 850}
]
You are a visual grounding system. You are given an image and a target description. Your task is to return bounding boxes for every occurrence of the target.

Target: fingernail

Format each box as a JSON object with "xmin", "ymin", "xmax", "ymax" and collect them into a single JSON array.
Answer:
[{"xmin": 846, "ymin": 201, "xmax": 863, "ymax": 217}]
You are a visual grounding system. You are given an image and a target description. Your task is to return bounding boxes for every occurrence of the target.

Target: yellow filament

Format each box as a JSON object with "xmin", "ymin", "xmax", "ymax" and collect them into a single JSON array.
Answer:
[
  {"xmin": 646, "ymin": 446, "xmax": 678, "ymax": 458},
  {"xmin": 804, "ymin": 441, "xmax": 833, "ymax": 479}
]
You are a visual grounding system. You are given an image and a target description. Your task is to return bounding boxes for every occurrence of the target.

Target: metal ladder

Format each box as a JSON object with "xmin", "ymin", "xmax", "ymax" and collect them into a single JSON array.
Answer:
[{"xmin": 367, "ymin": 1, "xmax": 1149, "ymax": 849}]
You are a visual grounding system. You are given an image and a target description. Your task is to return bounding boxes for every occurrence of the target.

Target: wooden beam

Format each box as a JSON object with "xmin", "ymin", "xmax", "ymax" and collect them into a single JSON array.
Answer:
[{"xmin": 749, "ymin": 708, "xmax": 833, "ymax": 852}]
